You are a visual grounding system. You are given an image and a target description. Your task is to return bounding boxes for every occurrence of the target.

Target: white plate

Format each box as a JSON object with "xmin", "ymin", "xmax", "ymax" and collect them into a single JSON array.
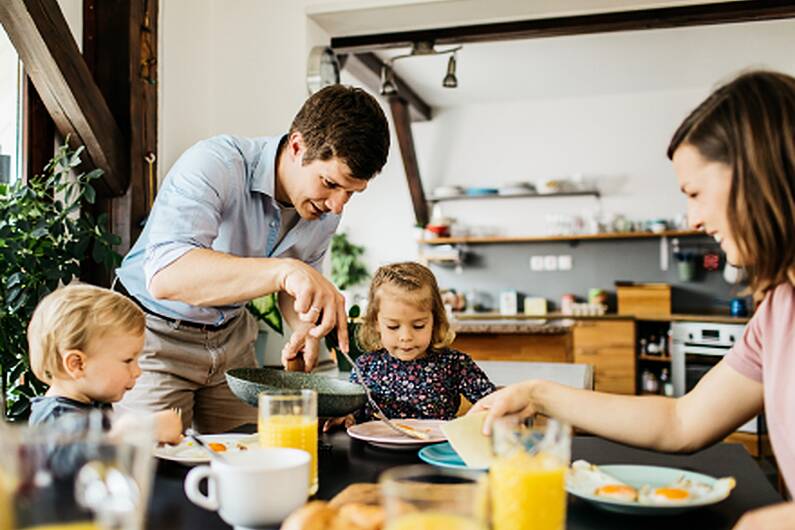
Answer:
[
  {"xmin": 347, "ymin": 419, "xmax": 446, "ymax": 449},
  {"xmin": 566, "ymin": 464, "xmax": 735, "ymax": 516},
  {"xmin": 154, "ymin": 433, "xmax": 258, "ymax": 465}
]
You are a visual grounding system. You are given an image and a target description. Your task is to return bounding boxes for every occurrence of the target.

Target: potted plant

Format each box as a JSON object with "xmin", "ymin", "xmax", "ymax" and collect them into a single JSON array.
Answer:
[
  {"xmin": 326, "ymin": 232, "xmax": 369, "ymax": 372},
  {"xmin": 0, "ymin": 141, "xmax": 121, "ymax": 420}
]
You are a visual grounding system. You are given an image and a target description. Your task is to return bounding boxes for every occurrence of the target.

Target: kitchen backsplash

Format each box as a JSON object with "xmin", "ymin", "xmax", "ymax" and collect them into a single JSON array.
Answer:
[{"xmin": 429, "ymin": 234, "xmax": 747, "ymax": 314}]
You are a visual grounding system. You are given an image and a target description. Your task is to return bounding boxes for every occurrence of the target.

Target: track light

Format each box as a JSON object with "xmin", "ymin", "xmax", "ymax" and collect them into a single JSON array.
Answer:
[
  {"xmin": 379, "ymin": 64, "xmax": 397, "ymax": 96},
  {"xmin": 379, "ymin": 41, "xmax": 462, "ymax": 96},
  {"xmin": 442, "ymin": 54, "xmax": 457, "ymax": 88}
]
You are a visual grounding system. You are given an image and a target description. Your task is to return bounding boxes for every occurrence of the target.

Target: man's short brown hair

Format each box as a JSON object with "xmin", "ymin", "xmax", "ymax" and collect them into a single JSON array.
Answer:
[{"xmin": 289, "ymin": 85, "xmax": 390, "ymax": 180}]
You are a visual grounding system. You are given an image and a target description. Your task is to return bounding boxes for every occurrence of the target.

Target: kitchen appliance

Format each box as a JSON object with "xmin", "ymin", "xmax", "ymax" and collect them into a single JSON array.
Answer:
[{"xmin": 670, "ymin": 321, "xmax": 758, "ymax": 433}]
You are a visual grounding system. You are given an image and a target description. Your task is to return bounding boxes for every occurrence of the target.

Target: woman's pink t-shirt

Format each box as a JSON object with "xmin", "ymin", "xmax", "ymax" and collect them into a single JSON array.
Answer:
[{"xmin": 725, "ymin": 282, "xmax": 795, "ymax": 491}]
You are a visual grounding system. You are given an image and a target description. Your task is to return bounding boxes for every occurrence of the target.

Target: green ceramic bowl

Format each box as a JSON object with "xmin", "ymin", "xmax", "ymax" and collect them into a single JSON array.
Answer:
[{"xmin": 225, "ymin": 367, "xmax": 366, "ymax": 417}]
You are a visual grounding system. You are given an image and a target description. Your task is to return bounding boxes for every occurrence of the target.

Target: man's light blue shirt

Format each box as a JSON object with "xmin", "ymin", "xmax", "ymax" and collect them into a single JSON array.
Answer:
[{"xmin": 116, "ymin": 134, "xmax": 340, "ymax": 325}]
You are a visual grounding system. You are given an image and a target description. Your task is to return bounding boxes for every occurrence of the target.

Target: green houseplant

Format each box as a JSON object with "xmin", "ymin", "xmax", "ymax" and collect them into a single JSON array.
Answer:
[
  {"xmin": 0, "ymin": 141, "xmax": 121, "ymax": 420},
  {"xmin": 326, "ymin": 232, "xmax": 369, "ymax": 371}
]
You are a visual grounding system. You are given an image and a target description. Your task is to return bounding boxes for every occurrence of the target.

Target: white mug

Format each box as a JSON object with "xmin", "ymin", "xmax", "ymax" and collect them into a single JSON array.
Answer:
[{"xmin": 184, "ymin": 448, "xmax": 310, "ymax": 530}]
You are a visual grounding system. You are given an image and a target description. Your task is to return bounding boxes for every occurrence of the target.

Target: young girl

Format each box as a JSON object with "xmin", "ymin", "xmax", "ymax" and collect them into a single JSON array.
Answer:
[
  {"xmin": 472, "ymin": 70, "xmax": 795, "ymax": 529},
  {"xmin": 326, "ymin": 262, "xmax": 495, "ymax": 430}
]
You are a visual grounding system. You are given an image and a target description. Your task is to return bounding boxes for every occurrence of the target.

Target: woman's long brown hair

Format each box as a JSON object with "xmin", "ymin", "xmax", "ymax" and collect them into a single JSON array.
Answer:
[{"xmin": 668, "ymin": 70, "xmax": 795, "ymax": 298}]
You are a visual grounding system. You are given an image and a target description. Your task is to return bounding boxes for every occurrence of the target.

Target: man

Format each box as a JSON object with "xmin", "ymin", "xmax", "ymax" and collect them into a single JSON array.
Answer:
[{"xmin": 115, "ymin": 85, "xmax": 390, "ymax": 432}]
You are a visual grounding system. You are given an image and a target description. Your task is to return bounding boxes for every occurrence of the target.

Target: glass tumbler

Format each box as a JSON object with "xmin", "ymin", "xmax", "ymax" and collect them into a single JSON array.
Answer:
[
  {"xmin": 0, "ymin": 409, "xmax": 155, "ymax": 530},
  {"xmin": 258, "ymin": 390, "xmax": 318, "ymax": 495},
  {"xmin": 380, "ymin": 465, "xmax": 488, "ymax": 530},
  {"xmin": 490, "ymin": 417, "xmax": 571, "ymax": 530}
]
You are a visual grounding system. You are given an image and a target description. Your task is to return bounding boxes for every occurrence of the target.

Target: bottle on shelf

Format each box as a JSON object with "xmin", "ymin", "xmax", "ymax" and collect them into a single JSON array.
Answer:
[
  {"xmin": 646, "ymin": 334, "xmax": 660, "ymax": 356},
  {"xmin": 660, "ymin": 368, "xmax": 674, "ymax": 397},
  {"xmin": 641, "ymin": 369, "xmax": 660, "ymax": 395}
]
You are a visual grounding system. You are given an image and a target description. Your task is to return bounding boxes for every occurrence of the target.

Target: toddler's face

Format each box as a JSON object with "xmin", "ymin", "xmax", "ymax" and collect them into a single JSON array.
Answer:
[
  {"xmin": 79, "ymin": 330, "xmax": 144, "ymax": 403},
  {"xmin": 376, "ymin": 286, "xmax": 434, "ymax": 362}
]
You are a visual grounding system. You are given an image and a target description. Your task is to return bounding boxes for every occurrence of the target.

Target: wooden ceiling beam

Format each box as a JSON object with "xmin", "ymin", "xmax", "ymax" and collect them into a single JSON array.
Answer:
[
  {"xmin": 331, "ymin": 1, "xmax": 795, "ymax": 53},
  {"xmin": 389, "ymin": 96, "xmax": 428, "ymax": 227},
  {"xmin": 341, "ymin": 52, "xmax": 431, "ymax": 122},
  {"xmin": 0, "ymin": 0, "xmax": 129, "ymax": 196}
]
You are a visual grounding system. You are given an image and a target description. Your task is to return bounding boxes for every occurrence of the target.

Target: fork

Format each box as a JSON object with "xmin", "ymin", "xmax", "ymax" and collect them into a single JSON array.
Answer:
[{"xmin": 336, "ymin": 348, "xmax": 428, "ymax": 441}]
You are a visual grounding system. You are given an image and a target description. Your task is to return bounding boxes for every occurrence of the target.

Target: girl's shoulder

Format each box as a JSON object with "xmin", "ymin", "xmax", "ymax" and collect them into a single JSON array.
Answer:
[{"xmin": 431, "ymin": 347, "xmax": 474, "ymax": 363}]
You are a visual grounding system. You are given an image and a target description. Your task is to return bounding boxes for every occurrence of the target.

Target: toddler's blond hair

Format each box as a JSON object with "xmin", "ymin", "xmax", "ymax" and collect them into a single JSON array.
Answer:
[{"xmin": 28, "ymin": 283, "xmax": 145, "ymax": 383}]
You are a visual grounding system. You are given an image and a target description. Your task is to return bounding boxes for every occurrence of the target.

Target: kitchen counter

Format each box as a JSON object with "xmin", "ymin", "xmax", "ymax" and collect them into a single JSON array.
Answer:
[
  {"xmin": 453, "ymin": 311, "xmax": 750, "ymax": 324},
  {"xmin": 451, "ymin": 317, "xmax": 571, "ymax": 334}
]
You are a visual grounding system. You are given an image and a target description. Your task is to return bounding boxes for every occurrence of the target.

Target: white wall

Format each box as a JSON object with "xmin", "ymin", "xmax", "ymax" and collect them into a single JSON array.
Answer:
[{"xmin": 158, "ymin": 3, "xmax": 795, "ymax": 277}]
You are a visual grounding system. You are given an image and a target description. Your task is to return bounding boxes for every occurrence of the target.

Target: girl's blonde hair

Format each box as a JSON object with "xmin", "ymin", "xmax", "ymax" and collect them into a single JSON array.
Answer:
[
  {"xmin": 357, "ymin": 262, "xmax": 455, "ymax": 352},
  {"xmin": 28, "ymin": 283, "xmax": 146, "ymax": 383}
]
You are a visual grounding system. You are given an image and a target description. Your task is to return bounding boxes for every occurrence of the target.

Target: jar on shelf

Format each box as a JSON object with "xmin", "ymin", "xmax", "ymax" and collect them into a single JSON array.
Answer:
[{"xmin": 641, "ymin": 369, "xmax": 660, "ymax": 395}]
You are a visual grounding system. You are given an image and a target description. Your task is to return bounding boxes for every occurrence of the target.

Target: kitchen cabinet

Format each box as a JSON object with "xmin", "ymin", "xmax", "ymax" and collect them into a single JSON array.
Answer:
[
  {"xmin": 452, "ymin": 332, "xmax": 570, "ymax": 363},
  {"xmin": 572, "ymin": 320, "xmax": 636, "ymax": 394}
]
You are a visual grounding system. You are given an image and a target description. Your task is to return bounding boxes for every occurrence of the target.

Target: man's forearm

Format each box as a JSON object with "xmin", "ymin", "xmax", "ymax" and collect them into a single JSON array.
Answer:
[{"xmin": 149, "ymin": 248, "xmax": 294, "ymax": 306}]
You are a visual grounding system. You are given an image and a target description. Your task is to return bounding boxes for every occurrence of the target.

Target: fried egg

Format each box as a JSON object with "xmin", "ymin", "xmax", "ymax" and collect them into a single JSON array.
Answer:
[
  {"xmin": 638, "ymin": 476, "xmax": 736, "ymax": 506},
  {"xmin": 568, "ymin": 460, "xmax": 639, "ymax": 501}
]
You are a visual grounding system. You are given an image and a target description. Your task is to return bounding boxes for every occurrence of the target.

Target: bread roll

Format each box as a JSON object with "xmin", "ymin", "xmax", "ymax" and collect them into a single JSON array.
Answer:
[{"xmin": 280, "ymin": 501, "xmax": 336, "ymax": 530}]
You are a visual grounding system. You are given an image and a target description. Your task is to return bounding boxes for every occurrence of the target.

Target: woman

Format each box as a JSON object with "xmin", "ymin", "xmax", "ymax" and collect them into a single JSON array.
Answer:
[{"xmin": 471, "ymin": 70, "xmax": 795, "ymax": 529}]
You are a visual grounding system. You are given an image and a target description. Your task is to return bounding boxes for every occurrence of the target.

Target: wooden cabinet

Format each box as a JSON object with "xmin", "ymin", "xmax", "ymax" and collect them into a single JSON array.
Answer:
[
  {"xmin": 572, "ymin": 320, "xmax": 635, "ymax": 394},
  {"xmin": 451, "ymin": 333, "xmax": 570, "ymax": 363}
]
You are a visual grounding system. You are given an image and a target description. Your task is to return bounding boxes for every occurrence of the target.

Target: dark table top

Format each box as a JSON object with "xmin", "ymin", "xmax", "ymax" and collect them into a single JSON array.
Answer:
[{"xmin": 148, "ymin": 432, "xmax": 782, "ymax": 530}]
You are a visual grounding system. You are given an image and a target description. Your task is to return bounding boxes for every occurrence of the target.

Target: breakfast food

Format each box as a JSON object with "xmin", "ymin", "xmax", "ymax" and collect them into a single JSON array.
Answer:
[
  {"xmin": 393, "ymin": 422, "xmax": 431, "ymax": 440},
  {"xmin": 280, "ymin": 501, "xmax": 384, "ymax": 530},
  {"xmin": 440, "ymin": 412, "xmax": 492, "ymax": 469},
  {"xmin": 207, "ymin": 442, "xmax": 227, "ymax": 452},
  {"xmin": 567, "ymin": 460, "xmax": 736, "ymax": 506}
]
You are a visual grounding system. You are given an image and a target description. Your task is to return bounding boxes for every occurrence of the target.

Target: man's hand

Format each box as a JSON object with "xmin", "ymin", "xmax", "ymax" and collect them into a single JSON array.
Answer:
[
  {"xmin": 281, "ymin": 260, "xmax": 349, "ymax": 353},
  {"xmin": 733, "ymin": 502, "xmax": 795, "ymax": 529},
  {"xmin": 281, "ymin": 321, "xmax": 321, "ymax": 372}
]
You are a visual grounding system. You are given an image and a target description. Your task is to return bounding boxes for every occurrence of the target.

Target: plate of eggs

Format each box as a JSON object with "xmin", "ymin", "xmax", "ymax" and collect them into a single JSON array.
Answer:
[
  {"xmin": 154, "ymin": 433, "xmax": 258, "ymax": 465},
  {"xmin": 566, "ymin": 459, "xmax": 736, "ymax": 515}
]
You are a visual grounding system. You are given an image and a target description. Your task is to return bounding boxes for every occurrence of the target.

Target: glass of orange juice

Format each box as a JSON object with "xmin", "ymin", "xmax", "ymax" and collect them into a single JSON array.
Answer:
[
  {"xmin": 380, "ymin": 465, "xmax": 488, "ymax": 530},
  {"xmin": 258, "ymin": 389, "xmax": 318, "ymax": 495},
  {"xmin": 490, "ymin": 417, "xmax": 571, "ymax": 530}
]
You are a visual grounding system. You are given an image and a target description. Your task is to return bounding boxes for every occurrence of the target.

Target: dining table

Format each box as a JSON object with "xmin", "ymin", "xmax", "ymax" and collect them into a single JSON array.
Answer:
[{"xmin": 147, "ymin": 429, "xmax": 783, "ymax": 530}]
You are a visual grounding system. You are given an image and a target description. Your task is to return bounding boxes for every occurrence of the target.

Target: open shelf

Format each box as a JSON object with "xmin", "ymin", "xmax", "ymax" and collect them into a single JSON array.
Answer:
[
  {"xmin": 638, "ymin": 354, "xmax": 672, "ymax": 363},
  {"xmin": 420, "ymin": 229, "xmax": 704, "ymax": 245},
  {"xmin": 428, "ymin": 190, "xmax": 600, "ymax": 203}
]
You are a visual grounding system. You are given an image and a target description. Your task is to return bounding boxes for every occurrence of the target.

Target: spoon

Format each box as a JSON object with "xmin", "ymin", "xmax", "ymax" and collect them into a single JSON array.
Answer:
[{"xmin": 336, "ymin": 348, "xmax": 428, "ymax": 441}]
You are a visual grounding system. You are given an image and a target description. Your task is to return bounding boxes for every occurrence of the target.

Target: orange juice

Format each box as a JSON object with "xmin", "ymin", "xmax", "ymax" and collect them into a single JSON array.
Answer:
[
  {"xmin": 386, "ymin": 512, "xmax": 486, "ymax": 530},
  {"xmin": 259, "ymin": 414, "xmax": 318, "ymax": 494},
  {"xmin": 490, "ymin": 451, "xmax": 566, "ymax": 530},
  {"xmin": 25, "ymin": 521, "xmax": 102, "ymax": 530},
  {"xmin": 0, "ymin": 469, "xmax": 12, "ymax": 530}
]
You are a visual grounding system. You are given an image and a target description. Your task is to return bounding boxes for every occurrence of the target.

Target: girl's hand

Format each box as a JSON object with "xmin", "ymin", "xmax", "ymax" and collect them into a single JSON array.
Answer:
[
  {"xmin": 153, "ymin": 409, "xmax": 184, "ymax": 444},
  {"xmin": 733, "ymin": 502, "xmax": 795, "ymax": 530},
  {"xmin": 323, "ymin": 414, "xmax": 355, "ymax": 432},
  {"xmin": 468, "ymin": 381, "xmax": 539, "ymax": 435}
]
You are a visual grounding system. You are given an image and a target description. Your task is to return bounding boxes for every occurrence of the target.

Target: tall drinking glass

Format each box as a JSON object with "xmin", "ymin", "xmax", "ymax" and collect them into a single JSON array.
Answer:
[
  {"xmin": 490, "ymin": 417, "xmax": 571, "ymax": 530},
  {"xmin": 258, "ymin": 390, "xmax": 318, "ymax": 495},
  {"xmin": 380, "ymin": 465, "xmax": 487, "ymax": 530},
  {"xmin": 0, "ymin": 409, "xmax": 155, "ymax": 530}
]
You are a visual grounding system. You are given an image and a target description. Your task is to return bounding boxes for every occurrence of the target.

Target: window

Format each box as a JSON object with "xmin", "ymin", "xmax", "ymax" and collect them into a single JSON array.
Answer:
[{"xmin": 0, "ymin": 28, "xmax": 20, "ymax": 184}]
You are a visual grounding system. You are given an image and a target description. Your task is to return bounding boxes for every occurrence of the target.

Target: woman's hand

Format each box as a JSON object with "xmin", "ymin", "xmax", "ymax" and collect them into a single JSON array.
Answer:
[
  {"xmin": 153, "ymin": 409, "xmax": 184, "ymax": 444},
  {"xmin": 733, "ymin": 502, "xmax": 795, "ymax": 529},
  {"xmin": 468, "ymin": 381, "xmax": 538, "ymax": 435},
  {"xmin": 323, "ymin": 414, "xmax": 355, "ymax": 432}
]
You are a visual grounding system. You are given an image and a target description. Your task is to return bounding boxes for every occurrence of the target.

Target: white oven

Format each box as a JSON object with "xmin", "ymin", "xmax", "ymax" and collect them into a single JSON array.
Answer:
[{"xmin": 670, "ymin": 321, "xmax": 758, "ymax": 433}]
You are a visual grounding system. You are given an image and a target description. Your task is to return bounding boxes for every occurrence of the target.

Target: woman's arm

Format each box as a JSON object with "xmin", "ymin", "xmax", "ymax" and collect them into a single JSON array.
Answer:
[{"xmin": 470, "ymin": 359, "xmax": 763, "ymax": 453}]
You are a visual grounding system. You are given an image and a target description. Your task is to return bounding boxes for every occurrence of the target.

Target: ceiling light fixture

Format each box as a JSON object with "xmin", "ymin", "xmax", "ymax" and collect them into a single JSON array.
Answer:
[
  {"xmin": 379, "ymin": 64, "xmax": 397, "ymax": 96},
  {"xmin": 442, "ymin": 53, "xmax": 458, "ymax": 88},
  {"xmin": 378, "ymin": 40, "xmax": 463, "ymax": 95}
]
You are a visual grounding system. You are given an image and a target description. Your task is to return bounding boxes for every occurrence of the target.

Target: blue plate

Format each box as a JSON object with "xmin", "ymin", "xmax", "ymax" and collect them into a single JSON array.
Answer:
[
  {"xmin": 465, "ymin": 187, "xmax": 499, "ymax": 196},
  {"xmin": 418, "ymin": 442, "xmax": 488, "ymax": 471}
]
